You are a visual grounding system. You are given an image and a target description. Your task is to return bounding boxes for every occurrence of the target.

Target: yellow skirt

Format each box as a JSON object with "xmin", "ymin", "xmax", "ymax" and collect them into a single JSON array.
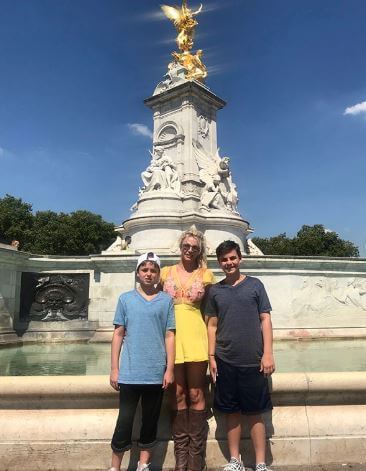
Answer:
[{"xmin": 174, "ymin": 303, "xmax": 208, "ymax": 364}]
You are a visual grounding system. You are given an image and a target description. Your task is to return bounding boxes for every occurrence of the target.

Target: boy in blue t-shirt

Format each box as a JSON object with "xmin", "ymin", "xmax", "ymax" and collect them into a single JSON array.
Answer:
[{"xmin": 109, "ymin": 252, "xmax": 175, "ymax": 471}]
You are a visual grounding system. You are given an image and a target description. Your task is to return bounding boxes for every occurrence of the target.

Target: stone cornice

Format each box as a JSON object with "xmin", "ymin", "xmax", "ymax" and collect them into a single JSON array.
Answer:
[
  {"xmin": 1, "ymin": 248, "xmax": 366, "ymax": 275},
  {"xmin": 144, "ymin": 81, "xmax": 226, "ymax": 111}
]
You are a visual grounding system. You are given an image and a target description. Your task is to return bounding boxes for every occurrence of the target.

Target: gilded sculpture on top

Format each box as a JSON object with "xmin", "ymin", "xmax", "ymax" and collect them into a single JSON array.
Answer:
[{"xmin": 161, "ymin": 0, "xmax": 207, "ymax": 82}]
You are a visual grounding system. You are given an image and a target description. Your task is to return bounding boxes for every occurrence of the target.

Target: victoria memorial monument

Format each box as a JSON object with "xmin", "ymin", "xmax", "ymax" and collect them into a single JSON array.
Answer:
[{"xmin": 107, "ymin": 0, "xmax": 254, "ymax": 255}]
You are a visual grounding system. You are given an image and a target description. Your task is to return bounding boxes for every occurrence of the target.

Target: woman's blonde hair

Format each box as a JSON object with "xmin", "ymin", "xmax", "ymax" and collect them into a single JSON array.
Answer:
[{"xmin": 178, "ymin": 225, "xmax": 207, "ymax": 268}]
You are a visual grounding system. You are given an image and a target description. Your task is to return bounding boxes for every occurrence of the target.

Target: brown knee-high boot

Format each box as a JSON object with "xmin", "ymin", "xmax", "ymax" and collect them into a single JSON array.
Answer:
[
  {"xmin": 187, "ymin": 409, "xmax": 208, "ymax": 471},
  {"xmin": 173, "ymin": 409, "xmax": 189, "ymax": 471}
]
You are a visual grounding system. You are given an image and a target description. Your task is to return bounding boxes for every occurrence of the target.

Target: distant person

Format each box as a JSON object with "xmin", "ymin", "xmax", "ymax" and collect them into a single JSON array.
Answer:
[
  {"xmin": 205, "ymin": 240, "xmax": 275, "ymax": 471},
  {"xmin": 160, "ymin": 226, "xmax": 214, "ymax": 471},
  {"xmin": 109, "ymin": 252, "xmax": 175, "ymax": 471}
]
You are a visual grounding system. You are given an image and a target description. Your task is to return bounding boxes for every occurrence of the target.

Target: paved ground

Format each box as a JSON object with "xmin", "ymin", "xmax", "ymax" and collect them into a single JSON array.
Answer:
[
  {"xmin": 241, "ymin": 467, "xmax": 366, "ymax": 471},
  {"xmin": 87, "ymin": 465, "xmax": 366, "ymax": 471},
  {"xmin": 213, "ymin": 467, "xmax": 366, "ymax": 471},
  {"xmin": 81, "ymin": 465, "xmax": 366, "ymax": 471},
  {"xmin": 268, "ymin": 466, "xmax": 366, "ymax": 471}
]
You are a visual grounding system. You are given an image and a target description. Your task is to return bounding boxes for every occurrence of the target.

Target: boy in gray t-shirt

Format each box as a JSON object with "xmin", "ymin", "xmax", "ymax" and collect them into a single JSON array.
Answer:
[{"xmin": 205, "ymin": 241, "xmax": 275, "ymax": 471}]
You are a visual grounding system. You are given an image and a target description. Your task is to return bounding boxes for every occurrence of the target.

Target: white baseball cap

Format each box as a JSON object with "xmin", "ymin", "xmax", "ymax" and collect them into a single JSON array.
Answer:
[{"xmin": 136, "ymin": 252, "xmax": 161, "ymax": 271}]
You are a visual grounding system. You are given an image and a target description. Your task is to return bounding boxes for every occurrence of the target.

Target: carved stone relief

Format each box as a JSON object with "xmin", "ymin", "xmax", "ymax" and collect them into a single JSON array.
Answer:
[
  {"xmin": 140, "ymin": 148, "xmax": 182, "ymax": 196},
  {"xmin": 291, "ymin": 277, "xmax": 366, "ymax": 317},
  {"xmin": 193, "ymin": 141, "xmax": 239, "ymax": 214},
  {"xmin": 158, "ymin": 125, "xmax": 177, "ymax": 141},
  {"xmin": 182, "ymin": 181, "xmax": 202, "ymax": 197},
  {"xmin": 198, "ymin": 115, "xmax": 209, "ymax": 138},
  {"xmin": 20, "ymin": 273, "xmax": 89, "ymax": 322}
]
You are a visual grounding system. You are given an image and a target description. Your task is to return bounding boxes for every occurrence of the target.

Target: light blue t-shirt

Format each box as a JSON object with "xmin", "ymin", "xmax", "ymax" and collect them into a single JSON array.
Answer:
[{"xmin": 113, "ymin": 289, "xmax": 175, "ymax": 384}]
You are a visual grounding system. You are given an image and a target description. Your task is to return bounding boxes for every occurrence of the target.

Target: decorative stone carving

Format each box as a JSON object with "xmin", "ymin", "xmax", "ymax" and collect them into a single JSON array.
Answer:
[
  {"xmin": 245, "ymin": 239, "xmax": 264, "ymax": 256},
  {"xmin": 107, "ymin": 234, "xmax": 132, "ymax": 252},
  {"xmin": 158, "ymin": 125, "xmax": 177, "ymax": 141},
  {"xmin": 153, "ymin": 62, "xmax": 187, "ymax": 95},
  {"xmin": 200, "ymin": 175, "xmax": 227, "ymax": 211},
  {"xmin": 198, "ymin": 114, "xmax": 209, "ymax": 138},
  {"xmin": 140, "ymin": 148, "xmax": 181, "ymax": 195},
  {"xmin": 193, "ymin": 141, "xmax": 239, "ymax": 214},
  {"xmin": 182, "ymin": 181, "xmax": 201, "ymax": 197},
  {"xmin": 20, "ymin": 273, "xmax": 89, "ymax": 322},
  {"xmin": 292, "ymin": 277, "xmax": 366, "ymax": 317}
]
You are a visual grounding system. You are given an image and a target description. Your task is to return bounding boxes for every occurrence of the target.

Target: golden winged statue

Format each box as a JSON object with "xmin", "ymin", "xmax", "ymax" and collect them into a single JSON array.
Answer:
[
  {"xmin": 161, "ymin": 0, "xmax": 207, "ymax": 82},
  {"xmin": 161, "ymin": 0, "xmax": 202, "ymax": 52}
]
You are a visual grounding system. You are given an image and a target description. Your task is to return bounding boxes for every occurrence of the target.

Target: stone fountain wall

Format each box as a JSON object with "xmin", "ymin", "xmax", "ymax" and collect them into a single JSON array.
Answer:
[{"xmin": 1, "ymin": 247, "xmax": 366, "ymax": 343}]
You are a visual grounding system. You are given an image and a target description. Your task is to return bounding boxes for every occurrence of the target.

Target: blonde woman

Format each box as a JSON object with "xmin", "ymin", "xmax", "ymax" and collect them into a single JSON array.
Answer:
[{"xmin": 160, "ymin": 227, "xmax": 214, "ymax": 471}]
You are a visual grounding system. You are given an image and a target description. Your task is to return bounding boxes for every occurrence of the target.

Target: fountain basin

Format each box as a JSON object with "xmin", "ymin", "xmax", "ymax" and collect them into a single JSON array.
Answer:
[{"xmin": 0, "ymin": 373, "xmax": 365, "ymax": 470}]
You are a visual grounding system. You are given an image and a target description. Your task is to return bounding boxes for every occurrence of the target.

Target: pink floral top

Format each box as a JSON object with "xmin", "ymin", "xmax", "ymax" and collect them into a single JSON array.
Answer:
[{"xmin": 160, "ymin": 265, "xmax": 215, "ymax": 306}]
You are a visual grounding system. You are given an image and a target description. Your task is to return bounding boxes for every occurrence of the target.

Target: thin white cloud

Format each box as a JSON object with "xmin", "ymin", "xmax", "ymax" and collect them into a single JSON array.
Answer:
[
  {"xmin": 344, "ymin": 101, "xmax": 366, "ymax": 116},
  {"xmin": 0, "ymin": 147, "xmax": 4, "ymax": 157},
  {"xmin": 127, "ymin": 123, "xmax": 153, "ymax": 139}
]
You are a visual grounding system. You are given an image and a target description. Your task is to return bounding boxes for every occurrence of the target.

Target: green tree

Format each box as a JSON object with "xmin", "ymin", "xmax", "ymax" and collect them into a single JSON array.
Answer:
[
  {"xmin": 23, "ymin": 211, "xmax": 72, "ymax": 255},
  {"xmin": 0, "ymin": 194, "xmax": 33, "ymax": 247},
  {"xmin": 0, "ymin": 194, "xmax": 116, "ymax": 255},
  {"xmin": 252, "ymin": 224, "xmax": 359, "ymax": 257},
  {"xmin": 251, "ymin": 233, "xmax": 295, "ymax": 256},
  {"xmin": 63, "ymin": 210, "xmax": 116, "ymax": 255},
  {"xmin": 24, "ymin": 210, "xmax": 116, "ymax": 255},
  {"xmin": 294, "ymin": 224, "xmax": 359, "ymax": 257}
]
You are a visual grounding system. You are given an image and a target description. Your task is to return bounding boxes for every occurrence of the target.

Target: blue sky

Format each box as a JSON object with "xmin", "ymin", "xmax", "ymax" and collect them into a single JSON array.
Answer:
[{"xmin": 0, "ymin": 0, "xmax": 365, "ymax": 255}]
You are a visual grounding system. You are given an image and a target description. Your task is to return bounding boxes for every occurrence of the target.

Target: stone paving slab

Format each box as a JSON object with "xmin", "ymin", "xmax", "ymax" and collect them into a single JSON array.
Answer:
[
  {"xmin": 270, "ymin": 466, "xmax": 366, "ymax": 471},
  {"xmin": 83, "ymin": 466, "xmax": 366, "ymax": 471},
  {"xmin": 214, "ymin": 466, "xmax": 366, "ymax": 471}
]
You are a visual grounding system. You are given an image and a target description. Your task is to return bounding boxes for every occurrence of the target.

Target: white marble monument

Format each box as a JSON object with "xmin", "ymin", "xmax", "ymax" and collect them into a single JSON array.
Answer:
[{"xmin": 108, "ymin": 1, "xmax": 251, "ymax": 254}]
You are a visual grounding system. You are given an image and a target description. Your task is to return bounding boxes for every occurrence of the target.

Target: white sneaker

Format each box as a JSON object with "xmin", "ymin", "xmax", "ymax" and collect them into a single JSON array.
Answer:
[
  {"xmin": 223, "ymin": 456, "xmax": 244, "ymax": 471},
  {"xmin": 256, "ymin": 464, "xmax": 272, "ymax": 471},
  {"xmin": 136, "ymin": 462, "xmax": 151, "ymax": 471}
]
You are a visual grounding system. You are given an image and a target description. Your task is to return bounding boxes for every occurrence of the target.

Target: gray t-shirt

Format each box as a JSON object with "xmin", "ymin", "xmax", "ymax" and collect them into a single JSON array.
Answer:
[{"xmin": 205, "ymin": 276, "xmax": 272, "ymax": 367}]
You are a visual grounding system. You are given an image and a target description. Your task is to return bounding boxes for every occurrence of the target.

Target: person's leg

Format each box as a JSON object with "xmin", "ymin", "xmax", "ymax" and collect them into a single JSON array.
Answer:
[
  {"xmin": 186, "ymin": 361, "xmax": 208, "ymax": 471},
  {"xmin": 214, "ymin": 357, "xmax": 243, "ymax": 470},
  {"xmin": 171, "ymin": 363, "xmax": 188, "ymax": 410},
  {"xmin": 226, "ymin": 412, "xmax": 242, "ymax": 460},
  {"xmin": 236, "ymin": 367, "xmax": 272, "ymax": 467},
  {"xmin": 171, "ymin": 364, "xmax": 189, "ymax": 471},
  {"xmin": 186, "ymin": 361, "xmax": 207, "ymax": 411},
  {"xmin": 138, "ymin": 384, "xmax": 164, "ymax": 467},
  {"xmin": 111, "ymin": 384, "xmax": 140, "ymax": 470},
  {"xmin": 137, "ymin": 450, "xmax": 153, "ymax": 470},
  {"xmin": 246, "ymin": 414, "xmax": 266, "ymax": 465}
]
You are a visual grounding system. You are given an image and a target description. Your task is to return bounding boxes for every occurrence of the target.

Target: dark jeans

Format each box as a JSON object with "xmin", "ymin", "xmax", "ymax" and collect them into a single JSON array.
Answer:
[{"xmin": 111, "ymin": 383, "xmax": 164, "ymax": 453}]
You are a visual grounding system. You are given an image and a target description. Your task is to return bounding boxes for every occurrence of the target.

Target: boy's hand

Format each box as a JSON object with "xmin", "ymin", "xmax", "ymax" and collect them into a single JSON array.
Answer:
[
  {"xmin": 110, "ymin": 369, "xmax": 119, "ymax": 391},
  {"xmin": 260, "ymin": 353, "xmax": 275, "ymax": 377},
  {"xmin": 209, "ymin": 356, "xmax": 217, "ymax": 383},
  {"xmin": 162, "ymin": 369, "xmax": 174, "ymax": 389}
]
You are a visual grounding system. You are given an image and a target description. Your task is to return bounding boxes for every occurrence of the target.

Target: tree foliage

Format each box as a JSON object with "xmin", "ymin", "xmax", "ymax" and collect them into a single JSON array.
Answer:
[
  {"xmin": 0, "ymin": 194, "xmax": 116, "ymax": 255},
  {"xmin": 252, "ymin": 224, "xmax": 359, "ymax": 257},
  {"xmin": 0, "ymin": 194, "xmax": 33, "ymax": 245}
]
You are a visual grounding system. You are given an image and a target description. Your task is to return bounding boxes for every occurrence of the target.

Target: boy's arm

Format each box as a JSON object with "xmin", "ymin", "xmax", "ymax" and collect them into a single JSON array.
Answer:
[
  {"xmin": 163, "ymin": 330, "xmax": 175, "ymax": 389},
  {"xmin": 110, "ymin": 325, "xmax": 125, "ymax": 391},
  {"xmin": 260, "ymin": 312, "xmax": 275, "ymax": 376},
  {"xmin": 207, "ymin": 316, "xmax": 218, "ymax": 383}
]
